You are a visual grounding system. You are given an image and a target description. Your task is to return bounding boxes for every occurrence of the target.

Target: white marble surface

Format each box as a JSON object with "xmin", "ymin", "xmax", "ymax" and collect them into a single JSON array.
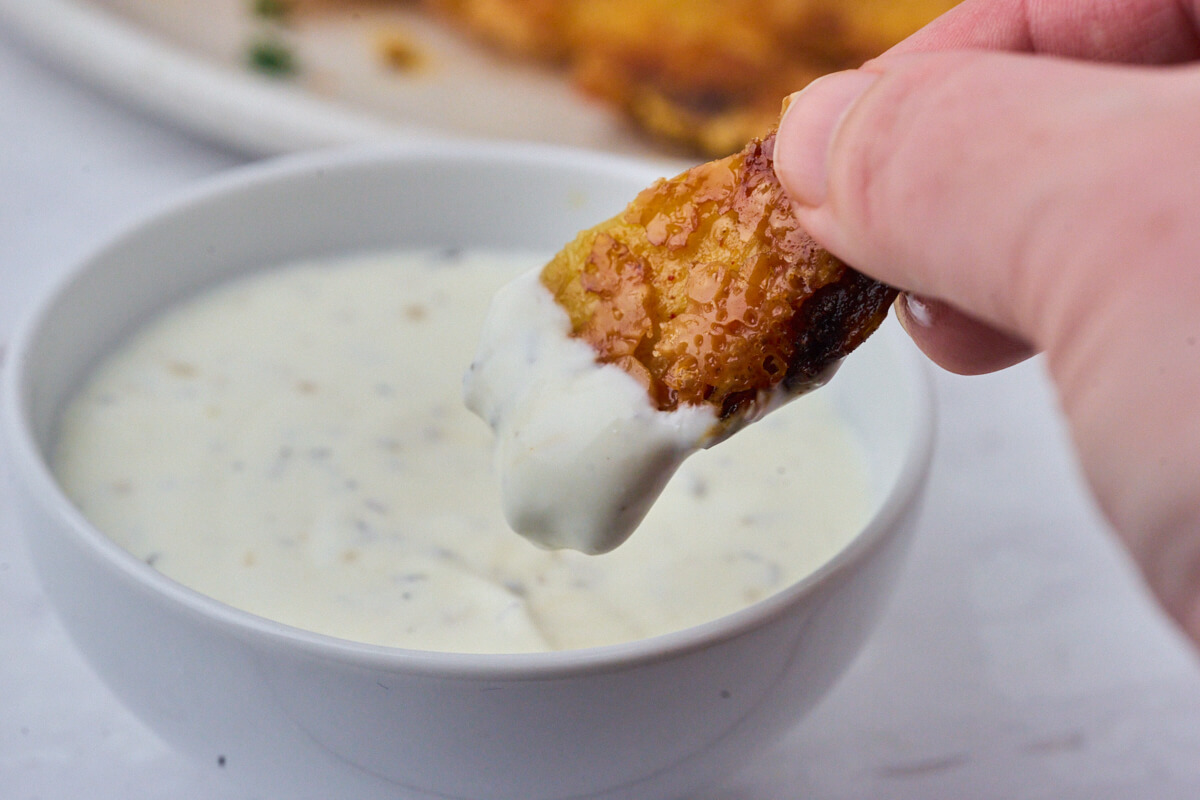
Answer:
[{"xmin": 4, "ymin": 24, "xmax": 1200, "ymax": 800}]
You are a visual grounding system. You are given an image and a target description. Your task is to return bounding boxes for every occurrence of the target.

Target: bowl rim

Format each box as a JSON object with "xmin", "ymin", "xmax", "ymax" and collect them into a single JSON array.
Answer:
[{"xmin": 1, "ymin": 139, "xmax": 936, "ymax": 680}]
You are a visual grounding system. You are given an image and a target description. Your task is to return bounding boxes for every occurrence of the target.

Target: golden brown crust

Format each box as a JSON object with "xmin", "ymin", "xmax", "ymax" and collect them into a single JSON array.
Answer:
[{"xmin": 541, "ymin": 131, "xmax": 897, "ymax": 419}]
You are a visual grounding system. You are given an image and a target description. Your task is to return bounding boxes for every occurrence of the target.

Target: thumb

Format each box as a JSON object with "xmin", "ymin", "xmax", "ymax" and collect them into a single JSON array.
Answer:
[
  {"xmin": 774, "ymin": 51, "xmax": 1200, "ymax": 364},
  {"xmin": 773, "ymin": 52, "xmax": 1200, "ymax": 638}
]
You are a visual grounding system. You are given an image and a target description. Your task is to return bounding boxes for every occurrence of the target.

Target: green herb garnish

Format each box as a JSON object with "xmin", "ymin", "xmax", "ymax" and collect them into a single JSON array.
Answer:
[{"xmin": 247, "ymin": 39, "xmax": 297, "ymax": 77}]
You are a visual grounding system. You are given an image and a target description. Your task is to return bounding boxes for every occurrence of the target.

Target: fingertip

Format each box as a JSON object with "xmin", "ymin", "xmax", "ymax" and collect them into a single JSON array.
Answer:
[
  {"xmin": 897, "ymin": 293, "xmax": 1036, "ymax": 375},
  {"xmin": 775, "ymin": 70, "xmax": 880, "ymax": 208}
]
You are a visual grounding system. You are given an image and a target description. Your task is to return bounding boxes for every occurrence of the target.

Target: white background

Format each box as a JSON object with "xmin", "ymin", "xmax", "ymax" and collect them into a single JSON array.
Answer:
[{"xmin": 4, "ymin": 21, "xmax": 1200, "ymax": 800}]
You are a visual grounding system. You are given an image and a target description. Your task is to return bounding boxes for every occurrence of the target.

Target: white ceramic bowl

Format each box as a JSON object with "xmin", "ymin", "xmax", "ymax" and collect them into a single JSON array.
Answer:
[{"xmin": 1, "ymin": 142, "xmax": 933, "ymax": 800}]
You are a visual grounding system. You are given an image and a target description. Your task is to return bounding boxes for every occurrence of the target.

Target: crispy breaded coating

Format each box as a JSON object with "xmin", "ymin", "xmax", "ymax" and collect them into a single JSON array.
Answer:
[
  {"xmin": 564, "ymin": 1, "xmax": 821, "ymax": 156},
  {"xmin": 540, "ymin": 130, "xmax": 896, "ymax": 421}
]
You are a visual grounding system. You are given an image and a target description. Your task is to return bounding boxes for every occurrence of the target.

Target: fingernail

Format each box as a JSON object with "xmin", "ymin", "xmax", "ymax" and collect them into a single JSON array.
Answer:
[
  {"xmin": 899, "ymin": 293, "xmax": 934, "ymax": 327},
  {"xmin": 775, "ymin": 70, "xmax": 880, "ymax": 207},
  {"xmin": 895, "ymin": 293, "xmax": 934, "ymax": 343}
]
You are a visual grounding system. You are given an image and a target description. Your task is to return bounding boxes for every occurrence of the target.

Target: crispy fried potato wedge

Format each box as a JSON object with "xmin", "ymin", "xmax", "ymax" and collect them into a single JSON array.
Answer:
[
  {"xmin": 540, "ymin": 130, "xmax": 897, "ymax": 424},
  {"xmin": 464, "ymin": 129, "xmax": 897, "ymax": 552}
]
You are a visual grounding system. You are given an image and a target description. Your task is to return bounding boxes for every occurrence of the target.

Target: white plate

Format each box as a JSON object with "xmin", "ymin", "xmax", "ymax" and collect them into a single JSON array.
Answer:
[{"xmin": 0, "ymin": 0, "xmax": 680, "ymax": 160}]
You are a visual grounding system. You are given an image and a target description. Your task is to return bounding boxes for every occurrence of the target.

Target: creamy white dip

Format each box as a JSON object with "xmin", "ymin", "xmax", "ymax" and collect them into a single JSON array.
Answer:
[
  {"xmin": 463, "ymin": 267, "xmax": 719, "ymax": 554},
  {"xmin": 53, "ymin": 250, "xmax": 871, "ymax": 653}
]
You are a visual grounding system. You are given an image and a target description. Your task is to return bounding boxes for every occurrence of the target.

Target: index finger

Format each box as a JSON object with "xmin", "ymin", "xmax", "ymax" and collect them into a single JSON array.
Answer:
[{"xmin": 884, "ymin": 0, "xmax": 1200, "ymax": 63}]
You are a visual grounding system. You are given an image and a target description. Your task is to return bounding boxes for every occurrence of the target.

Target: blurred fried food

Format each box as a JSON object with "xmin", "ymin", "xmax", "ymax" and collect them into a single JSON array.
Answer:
[
  {"xmin": 422, "ymin": 0, "xmax": 959, "ymax": 154},
  {"xmin": 540, "ymin": 130, "xmax": 896, "ymax": 421},
  {"xmin": 422, "ymin": 0, "xmax": 570, "ymax": 59}
]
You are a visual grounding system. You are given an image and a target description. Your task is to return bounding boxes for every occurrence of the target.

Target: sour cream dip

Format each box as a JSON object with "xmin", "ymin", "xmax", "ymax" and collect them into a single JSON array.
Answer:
[
  {"xmin": 463, "ymin": 267, "xmax": 719, "ymax": 554},
  {"xmin": 53, "ymin": 250, "xmax": 871, "ymax": 653}
]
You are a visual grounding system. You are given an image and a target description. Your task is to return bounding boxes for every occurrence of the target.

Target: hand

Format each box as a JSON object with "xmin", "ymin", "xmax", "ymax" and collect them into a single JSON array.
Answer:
[{"xmin": 772, "ymin": 0, "xmax": 1200, "ymax": 640}]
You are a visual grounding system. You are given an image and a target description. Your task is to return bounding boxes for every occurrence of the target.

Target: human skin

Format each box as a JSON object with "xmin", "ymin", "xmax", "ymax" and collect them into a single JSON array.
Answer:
[{"xmin": 772, "ymin": 0, "xmax": 1200, "ymax": 641}]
